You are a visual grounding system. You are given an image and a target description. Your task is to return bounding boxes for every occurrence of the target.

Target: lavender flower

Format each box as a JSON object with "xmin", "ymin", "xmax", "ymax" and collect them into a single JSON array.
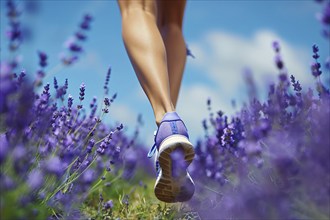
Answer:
[
  {"xmin": 82, "ymin": 169, "xmax": 96, "ymax": 184},
  {"xmin": 187, "ymin": 42, "xmax": 330, "ymax": 220},
  {"xmin": 75, "ymin": 31, "xmax": 86, "ymax": 41},
  {"xmin": 117, "ymin": 123, "xmax": 124, "ymax": 131},
  {"xmin": 104, "ymin": 97, "xmax": 110, "ymax": 107},
  {"xmin": 53, "ymin": 77, "xmax": 58, "ymax": 90},
  {"xmin": 84, "ymin": 14, "xmax": 93, "ymax": 22},
  {"xmin": 275, "ymin": 54, "xmax": 284, "ymax": 70},
  {"xmin": 79, "ymin": 83, "xmax": 85, "ymax": 101},
  {"xmin": 64, "ymin": 78, "xmax": 68, "ymax": 89},
  {"xmin": 272, "ymin": 41, "xmax": 288, "ymax": 76},
  {"xmin": 311, "ymin": 44, "xmax": 322, "ymax": 77},
  {"xmin": 102, "ymin": 95, "xmax": 116, "ymax": 114},
  {"xmin": 27, "ymin": 169, "xmax": 43, "ymax": 190},
  {"xmin": 69, "ymin": 43, "xmax": 82, "ymax": 52},
  {"xmin": 38, "ymin": 51, "xmax": 48, "ymax": 67},
  {"xmin": 313, "ymin": 44, "xmax": 320, "ymax": 58},
  {"xmin": 61, "ymin": 14, "xmax": 93, "ymax": 66},
  {"xmin": 104, "ymin": 67, "xmax": 111, "ymax": 95},
  {"xmin": 272, "ymin": 41, "xmax": 280, "ymax": 52},
  {"xmin": 6, "ymin": 0, "xmax": 22, "ymax": 51},
  {"xmin": 87, "ymin": 139, "xmax": 95, "ymax": 153},
  {"xmin": 67, "ymin": 95, "xmax": 73, "ymax": 115},
  {"xmin": 55, "ymin": 79, "xmax": 68, "ymax": 101},
  {"xmin": 80, "ymin": 14, "xmax": 93, "ymax": 30},
  {"xmin": 104, "ymin": 200, "xmax": 113, "ymax": 209},
  {"xmin": 44, "ymin": 156, "xmax": 62, "ymax": 176},
  {"xmin": 317, "ymin": 1, "xmax": 330, "ymax": 25},
  {"xmin": 17, "ymin": 70, "xmax": 26, "ymax": 86},
  {"xmin": 315, "ymin": 1, "xmax": 330, "ymax": 39},
  {"xmin": 4, "ymin": 0, "xmax": 23, "ymax": 75},
  {"xmin": 89, "ymin": 97, "xmax": 98, "ymax": 119},
  {"xmin": 110, "ymin": 93, "xmax": 117, "ymax": 102},
  {"xmin": 186, "ymin": 45, "xmax": 195, "ymax": 58},
  {"xmin": 290, "ymin": 75, "xmax": 302, "ymax": 93},
  {"xmin": 221, "ymin": 125, "xmax": 235, "ymax": 147}
]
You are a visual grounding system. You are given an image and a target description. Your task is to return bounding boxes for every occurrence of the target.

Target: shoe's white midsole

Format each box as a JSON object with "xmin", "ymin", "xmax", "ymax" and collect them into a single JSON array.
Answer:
[{"xmin": 158, "ymin": 134, "xmax": 193, "ymax": 154}]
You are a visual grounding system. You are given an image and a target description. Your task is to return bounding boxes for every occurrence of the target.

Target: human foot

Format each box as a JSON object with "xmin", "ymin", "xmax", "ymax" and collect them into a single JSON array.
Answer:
[{"xmin": 147, "ymin": 112, "xmax": 195, "ymax": 203}]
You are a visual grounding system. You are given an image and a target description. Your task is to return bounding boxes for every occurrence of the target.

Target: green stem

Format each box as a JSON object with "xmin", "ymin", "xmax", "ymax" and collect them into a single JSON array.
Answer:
[
  {"xmin": 95, "ymin": 134, "xmax": 110, "ymax": 145},
  {"xmin": 89, "ymin": 170, "xmax": 107, "ymax": 193},
  {"xmin": 89, "ymin": 168, "xmax": 123, "ymax": 195},
  {"xmin": 44, "ymin": 155, "xmax": 98, "ymax": 203}
]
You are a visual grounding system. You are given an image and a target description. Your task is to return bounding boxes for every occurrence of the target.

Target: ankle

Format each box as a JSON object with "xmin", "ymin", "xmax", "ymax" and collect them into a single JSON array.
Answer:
[
  {"xmin": 155, "ymin": 112, "xmax": 165, "ymax": 127},
  {"xmin": 155, "ymin": 110, "xmax": 175, "ymax": 126}
]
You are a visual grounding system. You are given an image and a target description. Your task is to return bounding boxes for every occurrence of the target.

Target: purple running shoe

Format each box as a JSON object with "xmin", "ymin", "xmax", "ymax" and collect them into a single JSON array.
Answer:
[{"xmin": 147, "ymin": 112, "xmax": 195, "ymax": 203}]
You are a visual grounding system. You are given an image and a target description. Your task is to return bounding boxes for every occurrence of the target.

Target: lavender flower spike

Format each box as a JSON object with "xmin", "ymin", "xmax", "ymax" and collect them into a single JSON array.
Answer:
[
  {"xmin": 104, "ymin": 67, "xmax": 111, "ymax": 95},
  {"xmin": 186, "ymin": 45, "xmax": 195, "ymax": 58},
  {"xmin": 104, "ymin": 200, "xmax": 113, "ymax": 209},
  {"xmin": 38, "ymin": 51, "xmax": 48, "ymax": 68},
  {"xmin": 311, "ymin": 44, "xmax": 322, "ymax": 77},
  {"xmin": 79, "ymin": 83, "xmax": 85, "ymax": 101}
]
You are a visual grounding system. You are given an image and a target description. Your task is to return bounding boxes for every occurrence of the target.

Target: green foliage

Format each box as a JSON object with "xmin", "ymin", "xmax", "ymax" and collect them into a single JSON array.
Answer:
[{"xmin": 82, "ymin": 171, "xmax": 183, "ymax": 219}]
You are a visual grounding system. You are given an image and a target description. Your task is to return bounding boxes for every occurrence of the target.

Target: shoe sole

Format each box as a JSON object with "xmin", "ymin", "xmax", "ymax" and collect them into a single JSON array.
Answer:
[{"xmin": 154, "ymin": 135, "xmax": 195, "ymax": 203}]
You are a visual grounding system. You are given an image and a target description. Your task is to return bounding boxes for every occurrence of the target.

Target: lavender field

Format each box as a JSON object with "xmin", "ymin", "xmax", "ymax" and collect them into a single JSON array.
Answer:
[{"xmin": 1, "ymin": 1, "xmax": 330, "ymax": 219}]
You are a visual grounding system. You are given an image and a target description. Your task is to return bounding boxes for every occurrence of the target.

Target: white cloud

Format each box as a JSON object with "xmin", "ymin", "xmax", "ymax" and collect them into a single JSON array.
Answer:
[{"xmin": 189, "ymin": 29, "xmax": 310, "ymax": 101}]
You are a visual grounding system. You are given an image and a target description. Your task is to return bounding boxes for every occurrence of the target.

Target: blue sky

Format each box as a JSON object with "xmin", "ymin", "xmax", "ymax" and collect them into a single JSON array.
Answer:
[{"xmin": 1, "ymin": 0, "xmax": 329, "ymax": 147}]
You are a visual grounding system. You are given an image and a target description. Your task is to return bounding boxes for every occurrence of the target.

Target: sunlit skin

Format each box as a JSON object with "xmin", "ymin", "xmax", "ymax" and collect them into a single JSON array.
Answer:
[{"xmin": 117, "ymin": 0, "xmax": 187, "ymax": 126}]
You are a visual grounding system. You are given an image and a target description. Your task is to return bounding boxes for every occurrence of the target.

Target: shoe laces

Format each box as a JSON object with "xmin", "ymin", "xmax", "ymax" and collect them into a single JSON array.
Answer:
[
  {"xmin": 155, "ymin": 151, "xmax": 160, "ymax": 176},
  {"xmin": 147, "ymin": 131, "xmax": 160, "ymax": 176},
  {"xmin": 147, "ymin": 130, "xmax": 157, "ymax": 158}
]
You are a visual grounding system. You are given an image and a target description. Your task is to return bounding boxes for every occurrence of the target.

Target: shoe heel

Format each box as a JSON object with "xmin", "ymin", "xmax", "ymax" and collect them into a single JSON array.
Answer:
[
  {"xmin": 158, "ymin": 134, "xmax": 195, "ymax": 166},
  {"xmin": 154, "ymin": 135, "xmax": 195, "ymax": 203}
]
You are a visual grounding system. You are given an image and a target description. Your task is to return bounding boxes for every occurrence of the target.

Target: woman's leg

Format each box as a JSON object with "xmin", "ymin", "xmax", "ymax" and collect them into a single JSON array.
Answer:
[
  {"xmin": 157, "ymin": 0, "xmax": 187, "ymax": 108},
  {"xmin": 117, "ymin": 0, "xmax": 174, "ymax": 125}
]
